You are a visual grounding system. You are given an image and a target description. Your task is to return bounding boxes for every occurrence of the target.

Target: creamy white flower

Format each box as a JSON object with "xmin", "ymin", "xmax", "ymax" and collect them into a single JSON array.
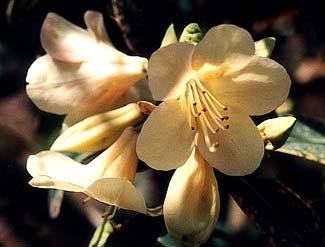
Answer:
[
  {"xmin": 137, "ymin": 24, "xmax": 291, "ymax": 176},
  {"xmin": 26, "ymin": 11, "xmax": 148, "ymax": 126},
  {"xmin": 27, "ymin": 127, "xmax": 146, "ymax": 214}
]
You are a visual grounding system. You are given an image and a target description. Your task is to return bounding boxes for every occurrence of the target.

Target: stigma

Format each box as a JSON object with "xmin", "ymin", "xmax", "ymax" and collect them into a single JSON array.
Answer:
[{"xmin": 185, "ymin": 79, "xmax": 229, "ymax": 152}]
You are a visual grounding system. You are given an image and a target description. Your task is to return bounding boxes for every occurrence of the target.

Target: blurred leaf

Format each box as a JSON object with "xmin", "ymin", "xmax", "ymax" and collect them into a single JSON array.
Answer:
[
  {"xmin": 160, "ymin": 23, "xmax": 178, "ymax": 47},
  {"xmin": 48, "ymin": 189, "xmax": 64, "ymax": 219},
  {"xmin": 220, "ymin": 173, "xmax": 325, "ymax": 247},
  {"xmin": 277, "ymin": 116, "xmax": 325, "ymax": 165},
  {"xmin": 179, "ymin": 23, "xmax": 202, "ymax": 45}
]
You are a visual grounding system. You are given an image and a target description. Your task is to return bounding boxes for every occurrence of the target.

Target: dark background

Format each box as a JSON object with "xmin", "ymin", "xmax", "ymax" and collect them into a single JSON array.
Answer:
[{"xmin": 0, "ymin": 0, "xmax": 324, "ymax": 246}]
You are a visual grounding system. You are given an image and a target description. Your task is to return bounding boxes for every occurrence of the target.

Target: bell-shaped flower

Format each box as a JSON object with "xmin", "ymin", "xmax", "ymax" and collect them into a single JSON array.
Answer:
[
  {"xmin": 26, "ymin": 127, "xmax": 147, "ymax": 214},
  {"xmin": 26, "ymin": 10, "xmax": 148, "ymax": 125},
  {"xmin": 137, "ymin": 24, "xmax": 291, "ymax": 176},
  {"xmin": 164, "ymin": 148, "xmax": 220, "ymax": 246}
]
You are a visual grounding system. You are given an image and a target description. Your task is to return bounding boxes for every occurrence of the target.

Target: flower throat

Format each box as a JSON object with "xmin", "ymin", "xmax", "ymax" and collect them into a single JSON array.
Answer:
[{"xmin": 185, "ymin": 79, "xmax": 229, "ymax": 152}]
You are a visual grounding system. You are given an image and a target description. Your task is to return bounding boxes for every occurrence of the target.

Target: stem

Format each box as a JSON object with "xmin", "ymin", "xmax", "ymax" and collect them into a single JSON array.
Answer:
[
  {"xmin": 111, "ymin": 0, "xmax": 139, "ymax": 55},
  {"xmin": 92, "ymin": 206, "xmax": 112, "ymax": 247}
]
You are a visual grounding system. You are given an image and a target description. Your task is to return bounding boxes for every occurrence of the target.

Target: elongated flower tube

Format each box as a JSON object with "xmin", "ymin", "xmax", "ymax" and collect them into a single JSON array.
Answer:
[
  {"xmin": 137, "ymin": 24, "xmax": 291, "ymax": 176},
  {"xmin": 164, "ymin": 148, "xmax": 220, "ymax": 246},
  {"xmin": 26, "ymin": 10, "xmax": 148, "ymax": 125},
  {"xmin": 27, "ymin": 127, "xmax": 146, "ymax": 214},
  {"xmin": 51, "ymin": 103, "xmax": 145, "ymax": 153}
]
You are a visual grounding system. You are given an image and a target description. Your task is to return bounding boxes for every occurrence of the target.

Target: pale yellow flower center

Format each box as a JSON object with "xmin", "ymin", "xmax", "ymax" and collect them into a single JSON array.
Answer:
[{"xmin": 185, "ymin": 79, "xmax": 229, "ymax": 152}]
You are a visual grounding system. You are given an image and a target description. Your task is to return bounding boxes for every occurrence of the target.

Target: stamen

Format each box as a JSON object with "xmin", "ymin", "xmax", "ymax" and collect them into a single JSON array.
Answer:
[
  {"xmin": 101, "ymin": 211, "xmax": 109, "ymax": 218},
  {"xmin": 189, "ymin": 80, "xmax": 204, "ymax": 113},
  {"xmin": 185, "ymin": 79, "xmax": 230, "ymax": 153},
  {"xmin": 110, "ymin": 206, "xmax": 118, "ymax": 218},
  {"xmin": 210, "ymin": 142, "xmax": 219, "ymax": 152},
  {"xmin": 82, "ymin": 196, "xmax": 91, "ymax": 204},
  {"xmin": 194, "ymin": 80, "xmax": 226, "ymax": 119},
  {"xmin": 101, "ymin": 205, "xmax": 112, "ymax": 218},
  {"xmin": 186, "ymin": 91, "xmax": 196, "ymax": 130},
  {"xmin": 187, "ymin": 85, "xmax": 199, "ymax": 118},
  {"xmin": 101, "ymin": 205, "xmax": 118, "ymax": 220},
  {"xmin": 204, "ymin": 87, "xmax": 228, "ymax": 110},
  {"xmin": 195, "ymin": 88, "xmax": 226, "ymax": 130},
  {"xmin": 202, "ymin": 112, "xmax": 217, "ymax": 133},
  {"xmin": 198, "ymin": 114, "xmax": 217, "ymax": 152}
]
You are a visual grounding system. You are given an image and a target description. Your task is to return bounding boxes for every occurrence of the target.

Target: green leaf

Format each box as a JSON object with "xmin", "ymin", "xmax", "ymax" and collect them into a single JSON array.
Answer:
[
  {"xmin": 277, "ymin": 116, "xmax": 325, "ymax": 164},
  {"xmin": 179, "ymin": 23, "xmax": 202, "ymax": 45},
  {"xmin": 161, "ymin": 23, "xmax": 178, "ymax": 47}
]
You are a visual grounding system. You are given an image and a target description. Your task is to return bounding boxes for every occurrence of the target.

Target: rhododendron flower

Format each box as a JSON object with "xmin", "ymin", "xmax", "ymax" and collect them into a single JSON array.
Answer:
[
  {"xmin": 137, "ymin": 24, "xmax": 291, "ymax": 176},
  {"xmin": 26, "ymin": 10, "xmax": 148, "ymax": 126},
  {"xmin": 164, "ymin": 148, "xmax": 220, "ymax": 246},
  {"xmin": 27, "ymin": 127, "xmax": 146, "ymax": 214}
]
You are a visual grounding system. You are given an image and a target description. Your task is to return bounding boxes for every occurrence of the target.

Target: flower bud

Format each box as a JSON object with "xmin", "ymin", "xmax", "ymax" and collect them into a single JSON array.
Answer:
[
  {"xmin": 255, "ymin": 37, "xmax": 275, "ymax": 57},
  {"xmin": 163, "ymin": 149, "xmax": 220, "ymax": 246},
  {"xmin": 258, "ymin": 116, "xmax": 296, "ymax": 150},
  {"xmin": 179, "ymin": 23, "xmax": 203, "ymax": 45},
  {"xmin": 160, "ymin": 23, "xmax": 178, "ymax": 47},
  {"xmin": 51, "ymin": 103, "xmax": 145, "ymax": 152}
]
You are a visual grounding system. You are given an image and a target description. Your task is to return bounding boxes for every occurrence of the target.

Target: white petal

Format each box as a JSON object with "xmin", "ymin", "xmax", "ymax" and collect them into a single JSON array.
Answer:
[
  {"xmin": 148, "ymin": 42, "xmax": 195, "ymax": 101},
  {"xmin": 197, "ymin": 108, "xmax": 264, "ymax": 176},
  {"xmin": 204, "ymin": 56, "xmax": 291, "ymax": 116},
  {"xmin": 40, "ymin": 12, "xmax": 125, "ymax": 63},
  {"xmin": 84, "ymin": 10, "xmax": 111, "ymax": 43},
  {"xmin": 41, "ymin": 12, "xmax": 97, "ymax": 62},
  {"xmin": 136, "ymin": 98, "xmax": 195, "ymax": 170},
  {"xmin": 28, "ymin": 127, "xmax": 139, "ymax": 189},
  {"xmin": 62, "ymin": 78, "xmax": 154, "ymax": 128},
  {"xmin": 86, "ymin": 178, "xmax": 147, "ymax": 214},
  {"xmin": 26, "ymin": 55, "xmax": 147, "ymax": 115},
  {"xmin": 27, "ymin": 152, "xmax": 96, "ymax": 190},
  {"xmin": 192, "ymin": 24, "xmax": 255, "ymax": 74}
]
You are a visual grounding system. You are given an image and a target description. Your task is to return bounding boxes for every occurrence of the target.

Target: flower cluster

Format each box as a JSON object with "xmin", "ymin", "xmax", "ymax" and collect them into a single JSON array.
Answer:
[
  {"xmin": 26, "ymin": 10, "xmax": 150, "ymax": 214},
  {"xmin": 25, "ymin": 10, "xmax": 291, "ymax": 246}
]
